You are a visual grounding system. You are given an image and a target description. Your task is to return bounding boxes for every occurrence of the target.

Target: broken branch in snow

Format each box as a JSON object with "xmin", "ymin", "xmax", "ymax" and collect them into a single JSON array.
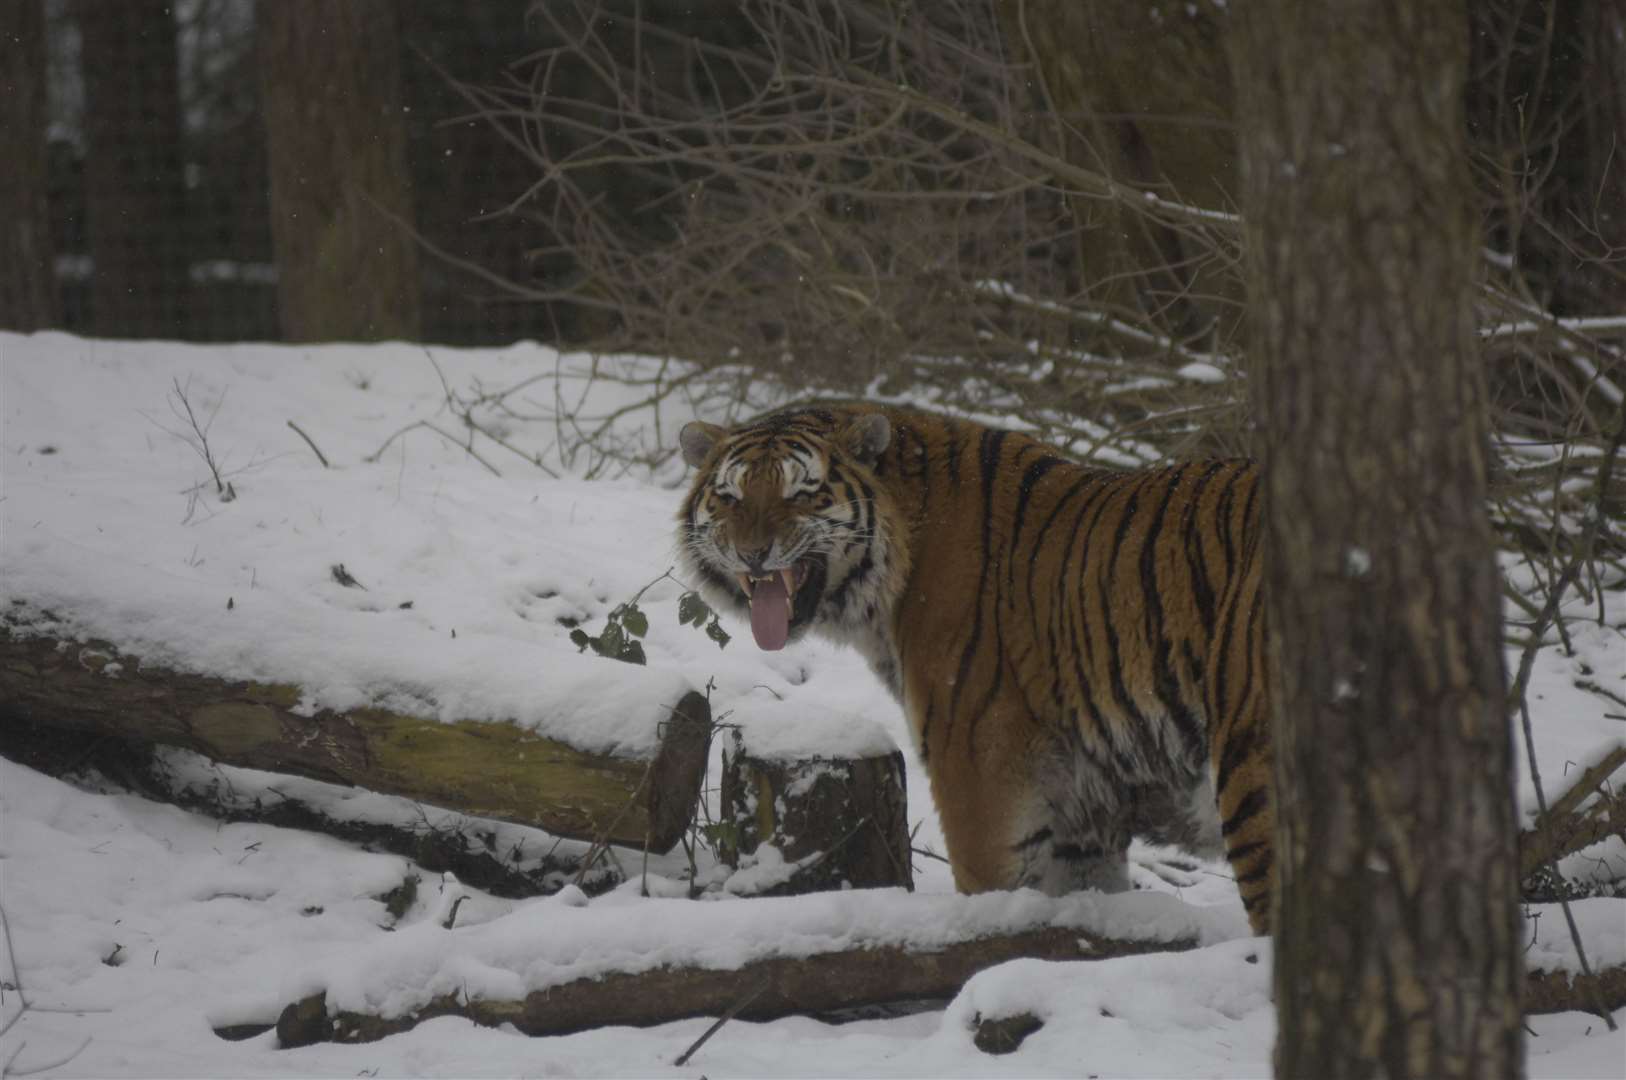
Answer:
[
  {"xmin": 1519, "ymin": 744, "xmax": 1626, "ymax": 882},
  {"xmin": 0, "ymin": 626, "xmax": 712, "ymax": 853}
]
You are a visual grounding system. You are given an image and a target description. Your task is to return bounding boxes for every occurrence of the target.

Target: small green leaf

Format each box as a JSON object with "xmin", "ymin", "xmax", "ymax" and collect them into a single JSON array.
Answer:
[
  {"xmin": 621, "ymin": 607, "xmax": 649, "ymax": 638},
  {"xmin": 705, "ymin": 618, "xmax": 731, "ymax": 649},
  {"xmin": 569, "ymin": 628, "xmax": 593, "ymax": 652},
  {"xmin": 678, "ymin": 591, "xmax": 710, "ymax": 626},
  {"xmin": 599, "ymin": 621, "xmax": 626, "ymax": 656},
  {"xmin": 699, "ymin": 820, "xmax": 739, "ymax": 852},
  {"xmin": 618, "ymin": 639, "xmax": 648, "ymax": 666}
]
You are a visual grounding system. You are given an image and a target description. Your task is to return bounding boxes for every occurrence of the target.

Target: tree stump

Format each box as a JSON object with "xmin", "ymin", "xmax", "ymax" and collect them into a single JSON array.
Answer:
[{"xmin": 717, "ymin": 735, "xmax": 912, "ymax": 893}]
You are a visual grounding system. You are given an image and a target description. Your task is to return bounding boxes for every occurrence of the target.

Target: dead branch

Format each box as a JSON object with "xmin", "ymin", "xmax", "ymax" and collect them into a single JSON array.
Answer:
[
  {"xmin": 285, "ymin": 419, "xmax": 330, "ymax": 468},
  {"xmin": 1520, "ymin": 745, "xmax": 1626, "ymax": 882}
]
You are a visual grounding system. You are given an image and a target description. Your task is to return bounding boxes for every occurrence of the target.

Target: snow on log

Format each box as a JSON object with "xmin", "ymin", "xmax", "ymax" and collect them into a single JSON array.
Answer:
[
  {"xmin": 0, "ymin": 626, "xmax": 711, "ymax": 852},
  {"xmin": 718, "ymin": 741, "xmax": 912, "ymax": 893},
  {"xmin": 277, "ymin": 923, "xmax": 1192, "ymax": 1047},
  {"xmin": 264, "ymin": 887, "xmax": 1228, "ymax": 1048},
  {"xmin": 275, "ymin": 950, "xmax": 1626, "ymax": 1050}
]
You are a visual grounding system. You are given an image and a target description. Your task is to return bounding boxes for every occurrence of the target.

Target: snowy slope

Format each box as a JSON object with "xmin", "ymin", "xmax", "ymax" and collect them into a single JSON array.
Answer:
[{"xmin": 1, "ymin": 332, "xmax": 1621, "ymax": 1078}]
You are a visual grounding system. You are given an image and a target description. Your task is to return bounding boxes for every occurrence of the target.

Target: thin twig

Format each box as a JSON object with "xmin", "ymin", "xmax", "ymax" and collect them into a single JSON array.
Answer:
[
  {"xmin": 672, "ymin": 976, "xmax": 772, "ymax": 1067},
  {"xmin": 285, "ymin": 420, "xmax": 330, "ymax": 469}
]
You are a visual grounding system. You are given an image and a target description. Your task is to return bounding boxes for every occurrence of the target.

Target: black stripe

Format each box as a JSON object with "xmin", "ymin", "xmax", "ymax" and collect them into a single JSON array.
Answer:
[
  {"xmin": 1140, "ymin": 471, "xmax": 1205, "ymax": 759},
  {"xmin": 1181, "ymin": 462, "xmax": 1229, "ymax": 631},
  {"xmin": 1221, "ymin": 787, "xmax": 1268, "ymax": 837},
  {"xmin": 1225, "ymin": 839, "xmax": 1269, "ymax": 863},
  {"xmin": 1006, "ymin": 454, "xmax": 1066, "ymax": 591},
  {"xmin": 1213, "ymin": 719, "xmax": 1257, "ymax": 797},
  {"xmin": 1233, "ymin": 860, "xmax": 1274, "ymax": 886},
  {"xmin": 960, "ymin": 429, "xmax": 1013, "ymax": 751},
  {"xmin": 1012, "ymin": 826, "xmax": 1053, "ymax": 851},
  {"xmin": 1025, "ymin": 472, "xmax": 1094, "ymax": 622}
]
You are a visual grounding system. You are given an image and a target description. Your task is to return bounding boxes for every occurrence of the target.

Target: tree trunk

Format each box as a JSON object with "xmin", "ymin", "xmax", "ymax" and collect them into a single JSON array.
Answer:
[
  {"xmin": 0, "ymin": 628, "xmax": 710, "ymax": 853},
  {"xmin": 1232, "ymin": 2, "xmax": 1524, "ymax": 1077},
  {"xmin": 0, "ymin": 0, "xmax": 57, "ymax": 331},
  {"xmin": 74, "ymin": 0, "xmax": 191, "ymax": 338},
  {"xmin": 257, "ymin": 0, "xmax": 421, "ymax": 342}
]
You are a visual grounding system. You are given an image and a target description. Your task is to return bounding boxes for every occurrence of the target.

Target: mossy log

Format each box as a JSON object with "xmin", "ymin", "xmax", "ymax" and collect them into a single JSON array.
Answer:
[
  {"xmin": 276, "ymin": 923, "xmax": 1192, "ymax": 1047},
  {"xmin": 0, "ymin": 627, "xmax": 710, "ymax": 852},
  {"xmin": 717, "ymin": 740, "xmax": 912, "ymax": 893}
]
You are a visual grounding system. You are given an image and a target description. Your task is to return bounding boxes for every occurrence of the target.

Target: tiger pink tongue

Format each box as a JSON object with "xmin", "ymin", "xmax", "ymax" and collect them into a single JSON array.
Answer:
[{"xmin": 749, "ymin": 574, "xmax": 790, "ymax": 651}]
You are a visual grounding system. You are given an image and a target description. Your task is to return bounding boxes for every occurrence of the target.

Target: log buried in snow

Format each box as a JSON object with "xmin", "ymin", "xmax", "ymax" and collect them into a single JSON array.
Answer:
[
  {"xmin": 0, "ymin": 626, "xmax": 711, "ymax": 852},
  {"xmin": 273, "ymin": 936, "xmax": 1626, "ymax": 1050},
  {"xmin": 276, "ymin": 924, "xmax": 1196, "ymax": 1047}
]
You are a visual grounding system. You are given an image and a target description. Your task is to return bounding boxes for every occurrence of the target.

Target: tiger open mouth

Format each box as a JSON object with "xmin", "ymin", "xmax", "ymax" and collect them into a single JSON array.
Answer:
[{"xmin": 735, "ymin": 560, "xmax": 811, "ymax": 652}]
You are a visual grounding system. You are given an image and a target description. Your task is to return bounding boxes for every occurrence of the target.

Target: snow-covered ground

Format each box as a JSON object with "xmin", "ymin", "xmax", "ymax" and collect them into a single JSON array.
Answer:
[{"xmin": 2, "ymin": 332, "xmax": 1622, "ymax": 1077}]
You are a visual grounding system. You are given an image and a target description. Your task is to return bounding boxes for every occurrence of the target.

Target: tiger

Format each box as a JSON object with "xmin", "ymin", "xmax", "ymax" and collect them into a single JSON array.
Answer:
[{"xmin": 676, "ymin": 400, "xmax": 1274, "ymax": 933}]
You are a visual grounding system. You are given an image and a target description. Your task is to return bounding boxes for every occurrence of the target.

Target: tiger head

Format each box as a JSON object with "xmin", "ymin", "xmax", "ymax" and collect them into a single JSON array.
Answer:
[{"xmin": 676, "ymin": 406, "xmax": 908, "ymax": 660}]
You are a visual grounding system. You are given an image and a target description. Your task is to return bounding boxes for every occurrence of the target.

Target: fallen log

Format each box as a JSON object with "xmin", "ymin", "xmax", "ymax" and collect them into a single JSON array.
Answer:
[
  {"xmin": 273, "ymin": 928, "xmax": 1626, "ymax": 1050},
  {"xmin": 0, "ymin": 715, "xmax": 618, "ymax": 899},
  {"xmin": 1524, "ymin": 963, "xmax": 1626, "ymax": 1017},
  {"xmin": 0, "ymin": 626, "xmax": 711, "ymax": 852},
  {"xmin": 276, "ymin": 923, "xmax": 1193, "ymax": 1047}
]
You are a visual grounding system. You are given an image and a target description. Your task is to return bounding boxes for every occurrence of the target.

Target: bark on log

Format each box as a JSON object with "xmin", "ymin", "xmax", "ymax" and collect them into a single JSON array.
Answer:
[
  {"xmin": 276, "ymin": 923, "xmax": 1192, "ymax": 1047},
  {"xmin": 718, "ymin": 741, "xmax": 912, "ymax": 893},
  {"xmin": 0, "ymin": 627, "xmax": 710, "ymax": 852}
]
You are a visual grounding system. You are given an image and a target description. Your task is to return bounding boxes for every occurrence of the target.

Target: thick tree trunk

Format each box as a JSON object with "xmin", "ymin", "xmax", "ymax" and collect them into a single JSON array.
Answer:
[
  {"xmin": 718, "ymin": 743, "xmax": 912, "ymax": 893},
  {"xmin": 1233, "ymin": 2, "xmax": 1524, "ymax": 1077},
  {"xmin": 257, "ymin": 0, "xmax": 421, "ymax": 341},
  {"xmin": 0, "ymin": 628, "xmax": 710, "ymax": 853},
  {"xmin": 0, "ymin": 0, "xmax": 57, "ymax": 331},
  {"xmin": 74, "ymin": 0, "xmax": 191, "ymax": 338}
]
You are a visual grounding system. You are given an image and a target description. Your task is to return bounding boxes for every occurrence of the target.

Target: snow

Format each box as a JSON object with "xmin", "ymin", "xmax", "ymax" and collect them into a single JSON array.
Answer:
[{"xmin": 2, "ymin": 331, "xmax": 1623, "ymax": 1077}]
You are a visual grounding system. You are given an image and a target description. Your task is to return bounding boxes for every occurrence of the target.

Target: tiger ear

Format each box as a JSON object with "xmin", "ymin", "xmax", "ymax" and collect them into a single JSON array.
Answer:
[
  {"xmin": 842, "ymin": 413, "xmax": 891, "ymax": 467},
  {"xmin": 679, "ymin": 421, "xmax": 728, "ymax": 468}
]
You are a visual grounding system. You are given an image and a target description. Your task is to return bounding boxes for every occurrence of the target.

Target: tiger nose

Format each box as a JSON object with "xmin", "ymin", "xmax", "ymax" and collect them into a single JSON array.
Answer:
[{"xmin": 741, "ymin": 548, "xmax": 772, "ymax": 575}]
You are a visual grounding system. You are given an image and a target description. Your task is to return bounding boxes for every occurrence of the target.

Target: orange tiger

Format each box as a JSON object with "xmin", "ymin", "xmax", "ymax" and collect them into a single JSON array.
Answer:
[{"xmin": 677, "ymin": 401, "xmax": 1273, "ymax": 932}]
